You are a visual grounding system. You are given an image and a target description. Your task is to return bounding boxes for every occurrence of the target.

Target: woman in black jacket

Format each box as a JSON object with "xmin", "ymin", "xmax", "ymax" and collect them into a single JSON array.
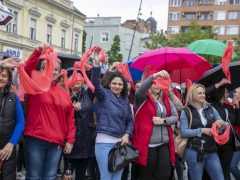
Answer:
[{"xmin": 64, "ymin": 76, "xmax": 96, "ymax": 180}]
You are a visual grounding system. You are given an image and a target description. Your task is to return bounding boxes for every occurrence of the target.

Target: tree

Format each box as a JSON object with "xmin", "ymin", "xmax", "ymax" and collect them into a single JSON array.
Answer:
[
  {"xmin": 169, "ymin": 21, "xmax": 216, "ymax": 47},
  {"xmin": 82, "ymin": 30, "xmax": 87, "ymax": 53},
  {"xmin": 144, "ymin": 30, "xmax": 168, "ymax": 49},
  {"xmin": 107, "ymin": 35, "xmax": 123, "ymax": 65}
]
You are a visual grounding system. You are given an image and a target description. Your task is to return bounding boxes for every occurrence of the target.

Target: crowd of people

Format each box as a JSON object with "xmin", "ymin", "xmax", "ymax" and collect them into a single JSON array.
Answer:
[{"xmin": 0, "ymin": 44, "xmax": 240, "ymax": 180}]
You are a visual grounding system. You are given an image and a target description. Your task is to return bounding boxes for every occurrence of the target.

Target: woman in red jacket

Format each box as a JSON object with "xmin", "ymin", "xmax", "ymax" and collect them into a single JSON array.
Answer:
[
  {"xmin": 23, "ymin": 45, "xmax": 76, "ymax": 180},
  {"xmin": 132, "ymin": 68, "xmax": 178, "ymax": 180}
]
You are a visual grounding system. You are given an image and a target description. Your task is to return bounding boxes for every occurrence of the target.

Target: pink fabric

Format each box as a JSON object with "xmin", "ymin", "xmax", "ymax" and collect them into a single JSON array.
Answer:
[
  {"xmin": 222, "ymin": 41, "xmax": 234, "ymax": 81},
  {"xmin": 59, "ymin": 69, "xmax": 68, "ymax": 88},
  {"xmin": 67, "ymin": 66, "xmax": 84, "ymax": 88},
  {"xmin": 185, "ymin": 79, "xmax": 193, "ymax": 90},
  {"xmin": 211, "ymin": 124, "xmax": 231, "ymax": 145},
  {"xmin": 17, "ymin": 47, "xmax": 57, "ymax": 94},
  {"xmin": 153, "ymin": 77, "xmax": 171, "ymax": 92}
]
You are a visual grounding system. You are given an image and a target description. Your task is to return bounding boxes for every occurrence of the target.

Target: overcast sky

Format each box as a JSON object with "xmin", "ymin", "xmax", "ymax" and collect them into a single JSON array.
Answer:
[{"xmin": 72, "ymin": 0, "xmax": 169, "ymax": 30}]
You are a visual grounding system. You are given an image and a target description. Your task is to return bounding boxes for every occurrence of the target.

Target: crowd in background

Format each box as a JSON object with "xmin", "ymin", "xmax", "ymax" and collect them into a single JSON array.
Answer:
[{"xmin": 0, "ymin": 44, "xmax": 240, "ymax": 180}]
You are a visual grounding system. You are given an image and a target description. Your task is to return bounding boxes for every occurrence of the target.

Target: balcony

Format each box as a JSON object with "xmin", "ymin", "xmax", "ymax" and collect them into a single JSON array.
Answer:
[
  {"xmin": 182, "ymin": 12, "xmax": 197, "ymax": 20},
  {"xmin": 182, "ymin": 0, "xmax": 197, "ymax": 6},
  {"xmin": 198, "ymin": 0, "xmax": 214, "ymax": 5},
  {"xmin": 229, "ymin": 0, "xmax": 240, "ymax": 5},
  {"xmin": 198, "ymin": 12, "xmax": 213, "ymax": 20}
]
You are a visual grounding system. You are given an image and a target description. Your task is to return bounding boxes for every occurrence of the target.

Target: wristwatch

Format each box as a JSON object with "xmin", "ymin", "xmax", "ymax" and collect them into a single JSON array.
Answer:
[{"xmin": 163, "ymin": 119, "xmax": 167, "ymax": 124}]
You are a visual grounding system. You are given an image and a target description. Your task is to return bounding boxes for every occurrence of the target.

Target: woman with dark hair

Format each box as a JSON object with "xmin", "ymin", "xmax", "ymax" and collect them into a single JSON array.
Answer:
[
  {"xmin": 63, "ymin": 73, "xmax": 96, "ymax": 180},
  {"xmin": 92, "ymin": 52, "xmax": 134, "ymax": 180},
  {"xmin": 206, "ymin": 78, "xmax": 240, "ymax": 180},
  {"xmin": 0, "ymin": 64, "xmax": 24, "ymax": 180}
]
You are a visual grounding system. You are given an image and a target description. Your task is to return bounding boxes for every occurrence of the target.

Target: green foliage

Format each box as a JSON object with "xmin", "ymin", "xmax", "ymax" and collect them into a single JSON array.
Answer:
[
  {"xmin": 144, "ymin": 30, "xmax": 168, "ymax": 49},
  {"xmin": 107, "ymin": 35, "xmax": 123, "ymax": 65},
  {"xmin": 82, "ymin": 30, "xmax": 87, "ymax": 53}
]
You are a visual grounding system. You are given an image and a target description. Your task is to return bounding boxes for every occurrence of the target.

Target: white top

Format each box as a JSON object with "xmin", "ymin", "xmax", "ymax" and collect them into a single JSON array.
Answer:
[
  {"xmin": 198, "ymin": 108, "xmax": 207, "ymax": 127},
  {"xmin": 95, "ymin": 133, "xmax": 121, "ymax": 144}
]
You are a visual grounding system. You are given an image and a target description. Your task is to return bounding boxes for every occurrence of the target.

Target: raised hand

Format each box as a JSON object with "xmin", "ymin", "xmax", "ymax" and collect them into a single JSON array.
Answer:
[{"xmin": 0, "ymin": 57, "xmax": 22, "ymax": 68}]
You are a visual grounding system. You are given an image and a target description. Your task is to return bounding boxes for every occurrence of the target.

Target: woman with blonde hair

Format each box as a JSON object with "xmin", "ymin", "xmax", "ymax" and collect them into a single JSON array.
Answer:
[{"xmin": 180, "ymin": 84, "xmax": 225, "ymax": 180}]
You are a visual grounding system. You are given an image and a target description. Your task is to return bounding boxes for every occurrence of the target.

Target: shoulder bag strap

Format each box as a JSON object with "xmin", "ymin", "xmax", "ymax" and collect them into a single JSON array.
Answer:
[{"xmin": 186, "ymin": 107, "xmax": 193, "ymax": 129}]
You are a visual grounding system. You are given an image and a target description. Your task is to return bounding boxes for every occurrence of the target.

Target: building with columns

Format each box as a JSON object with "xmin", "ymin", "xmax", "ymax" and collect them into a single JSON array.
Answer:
[{"xmin": 0, "ymin": 0, "xmax": 85, "ymax": 60}]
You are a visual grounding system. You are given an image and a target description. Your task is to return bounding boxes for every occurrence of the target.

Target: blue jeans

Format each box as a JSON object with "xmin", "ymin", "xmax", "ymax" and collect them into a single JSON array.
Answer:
[
  {"xmin": 184, "ymin": 148, "xmax": 224, "ymax": 180},
  {"xmin": 230, "ymin": 151, "xmax": 240, "ymax": 180},
  {"xmin": 24, "ymin": 136, "xmax": 63, "ymax": 180},
  {"xmin": 95, "ymin": 143, "xmax": 123, "ymax": 180}
]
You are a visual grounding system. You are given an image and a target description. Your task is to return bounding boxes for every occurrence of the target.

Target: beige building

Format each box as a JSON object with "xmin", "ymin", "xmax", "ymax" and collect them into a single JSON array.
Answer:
[
  {"xmin": 0, "ymin": 0, "xmax": 85, "ymax": 60},
  {"xmin": 168, "ymin": 0, "xmax": 240, "ymax": 41}
]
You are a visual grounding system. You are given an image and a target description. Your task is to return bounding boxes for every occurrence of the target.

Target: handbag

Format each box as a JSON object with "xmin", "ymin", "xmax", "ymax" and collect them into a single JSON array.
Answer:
[
  {"xmin": 62, "ymin": 159, "xmax": 73, "ymax": 180},
  {"xmin": 108, "ymin": 142, "xmax": 139, "ymax": 172},
  {"xmin": 174, "ymin": 107, "xmax": 192, "ymax": 159},
  {"xmin": 225, "ymin": 109, "xmax": 240, "ymax": 151}
]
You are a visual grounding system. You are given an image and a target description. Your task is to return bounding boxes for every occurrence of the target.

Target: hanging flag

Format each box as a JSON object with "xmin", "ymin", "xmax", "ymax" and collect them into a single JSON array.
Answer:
[{"xmin": 0, "ymin": 1, "xmax": 14, "ymax": 25}]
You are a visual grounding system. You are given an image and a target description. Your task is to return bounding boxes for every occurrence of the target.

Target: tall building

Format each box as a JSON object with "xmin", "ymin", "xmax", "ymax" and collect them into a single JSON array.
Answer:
[
  {"xmin": 84, "ymin": 16, "xmax": 150, "ymax": 61},
  {"xmin": 167, "ymin": 0, "xmax": 240, "ymax": 40},
  {"xmin": 0, "ymin": 0, "xmax": 85, "ymax": 60}
]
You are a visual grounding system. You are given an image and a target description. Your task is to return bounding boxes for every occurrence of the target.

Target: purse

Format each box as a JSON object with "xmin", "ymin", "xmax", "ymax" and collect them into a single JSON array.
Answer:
[
  {"xmin": 174, "ymin": 107, "xmax": 192, "ymax": 159},
  {"xmin": 108, "ymin": 142, "xmax": 139, "ymax": 172},
  {"xmin": 62, "ymin": 159, "xmax": 73, "ymax": 180}
]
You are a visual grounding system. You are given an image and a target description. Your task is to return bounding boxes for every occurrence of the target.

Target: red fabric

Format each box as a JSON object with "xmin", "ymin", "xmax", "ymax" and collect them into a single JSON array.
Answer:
[
  {"xmin": 17, "ymin": 47, "xmax": 57, "ymax": 94},
  {"xmin": 67, "ymin": 66, "xmax": 84, "ymax": 88},
  {"xmin": 153, "ymin": 77, "xmax": 171, "ymax": 92},
  {"xmin": 132, "ymin": 93, "xmax": 176, "ymax": 166},
  {"xmin": 59, "ymin": 69, "xmax": 68, "ymax": 88},
  {"xmin": 173, "ymin": 87, "xmax": 181, "ymax": 100},
  {"xmin": 222, "ymin": 41, "xmax": 234, "ymax": 81},
  {"xmin": 185, "ymin": 79, "xmax": 192, "ymax": 90},
  {"xmin": 73, "ymin": 46, "xmax": 107, "ymax": 92},
  {"xmin": 114, "ymin": 63, "xmax": 134, "ymax": 90},
  {"xmin": 24, "ymin": 83, "xmax": 76, "ymax": 145},
  {"xmin": 211, "ymin": 124, "xmax": 231, "ymax": 145}
]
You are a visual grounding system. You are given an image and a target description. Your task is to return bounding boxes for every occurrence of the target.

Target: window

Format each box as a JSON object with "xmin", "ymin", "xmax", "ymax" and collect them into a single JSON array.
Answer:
[
  {"xmin": 182, "ymin": 0, "xmax": 197, "ymax": 6},
  {"xmin": 214, "ymin": 26, "xmax": 225, "ymax": 35},
  {"xmin": 101, "ymin": 32, "xmax": 109, "ymax": 42},
  {"xmin": 74, "ymin": 34, "xmax": 79, "ymax": 51},
  {"xmin": 6, "ymin": 10, "xmax": 18, "ymax": 34},
  {"xmin": 168, "ymin": 26, "xmax": 180, "ymax": 34},
  {"xmin": 229, "ymin": 0, "xmax": 240, "ymax": 5},
  {"xmin": 215, "ymin": 0, "xmax": 227, "ymax": 5},
  {"xmin": 198, "ymin": 12, "xmax": 212, "ymax": 20},
  {"xmin": 169, "ymin": 12, "xmax": 180, "ymax": 20},
  {"xmin": 61, "ymin": 29, "xmax": 66, "ymax": 48},
  {"xmin": 214, "ymin": 11, "xmax": 226, "ymax": 20},
  {"xmin": 228, "ymin": 11, "xmax": 240, "ymax": 19},
  {"xmin": 227, "ymin": 26, "xmax": 238, "ymax": 35},
  {"xmin": 170, "ymin": 0, "xmax": 181, "ymax": 6},
  {"xmin": 46, "ymin": 24, "xmax": 52, "ymax": 44},
  {"xmin": 29, "ymin": 18, "xmax": 37, "ymax": 40},
  {"xmin": 183, "ymin": 12, "xmax": 197, "ymax": 20}
]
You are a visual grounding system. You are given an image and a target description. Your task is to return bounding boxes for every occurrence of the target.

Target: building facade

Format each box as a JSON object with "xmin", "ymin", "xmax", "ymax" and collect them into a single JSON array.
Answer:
[
  {"xmin": 167, "ymin": 0, "xmax": 240, "ymax": 40},
  {"xmin": 0, "ymin": 0, "xmax": 85, "ymax": 60},
  {"xmin": 84, "ymin": 16, "xmax": 150, "ymax": 61}
]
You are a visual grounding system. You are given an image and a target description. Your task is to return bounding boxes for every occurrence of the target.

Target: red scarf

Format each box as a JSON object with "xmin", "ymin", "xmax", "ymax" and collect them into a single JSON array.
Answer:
[
  {"xmin": 162, "ymin": 93, "xmax": 176, "ymax": 165},
  {"xmin": 222, "ymin": 41, "xmax": 234, "ymax": 81}
]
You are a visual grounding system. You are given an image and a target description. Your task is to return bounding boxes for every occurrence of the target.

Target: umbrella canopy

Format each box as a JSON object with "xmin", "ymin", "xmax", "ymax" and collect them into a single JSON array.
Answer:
[
  {"xmin": 131, "ymin": 47, "xmax": 211, "ymax": 83},
  {"xmin": 187, "ymin": 39, "xmax": 238, "ymax": 58},
  {"xmin": 126, "ymin": 60, "xmax": 143, "ymax": 82},
  {"xmin": 198, "ymin": 61, "xmax": 240, "ymax": 90},
  {"xmin": 57, "ymin": 52, "xmax": 81, "ymax": 69}
]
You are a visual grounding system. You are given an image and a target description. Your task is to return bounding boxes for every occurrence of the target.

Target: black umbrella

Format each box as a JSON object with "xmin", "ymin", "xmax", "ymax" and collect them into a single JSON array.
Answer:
[
  {"xmin": 198, "ymin": 61, "xmax": 240, "ymax": 90},
  {"xmin": 0, "ymin": 51, "xmax": 11, "ymax": 59},
  {"xmin": 57, "ymin": 52, "xmax": 81, "ymax": 69}
]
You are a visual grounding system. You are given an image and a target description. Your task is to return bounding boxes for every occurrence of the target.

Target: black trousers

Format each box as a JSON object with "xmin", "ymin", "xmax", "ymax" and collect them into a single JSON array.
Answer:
[
  {"xmin": 17, "ymin": 141, "xmax": 25, "ymax": 172},
  {"xmin": 0, "ymin": 149, "xmax": 16, "ymax": 180},
  {"xmin": 137, "ymin": 143, "xmax": 172, "ymax": 180},
  {"xmin": 64, "ymin": 157, "xmax": 89, "ymax": 180}
]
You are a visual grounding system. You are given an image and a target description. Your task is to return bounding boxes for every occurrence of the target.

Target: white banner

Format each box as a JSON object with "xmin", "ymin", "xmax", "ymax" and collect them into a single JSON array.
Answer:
[
  {"xmin": 0, "ymin": 1, "xmax": 13, "ymax": 25},
  {"xmin": 3, "ymin": 46, "xmax": 23, "ymax": 59}
]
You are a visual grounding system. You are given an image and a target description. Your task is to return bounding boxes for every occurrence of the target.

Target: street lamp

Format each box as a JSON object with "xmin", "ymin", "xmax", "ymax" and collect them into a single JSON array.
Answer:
[{"xmin": 127, "ymin": 0, "xmax": 143, "ymax": 60}]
